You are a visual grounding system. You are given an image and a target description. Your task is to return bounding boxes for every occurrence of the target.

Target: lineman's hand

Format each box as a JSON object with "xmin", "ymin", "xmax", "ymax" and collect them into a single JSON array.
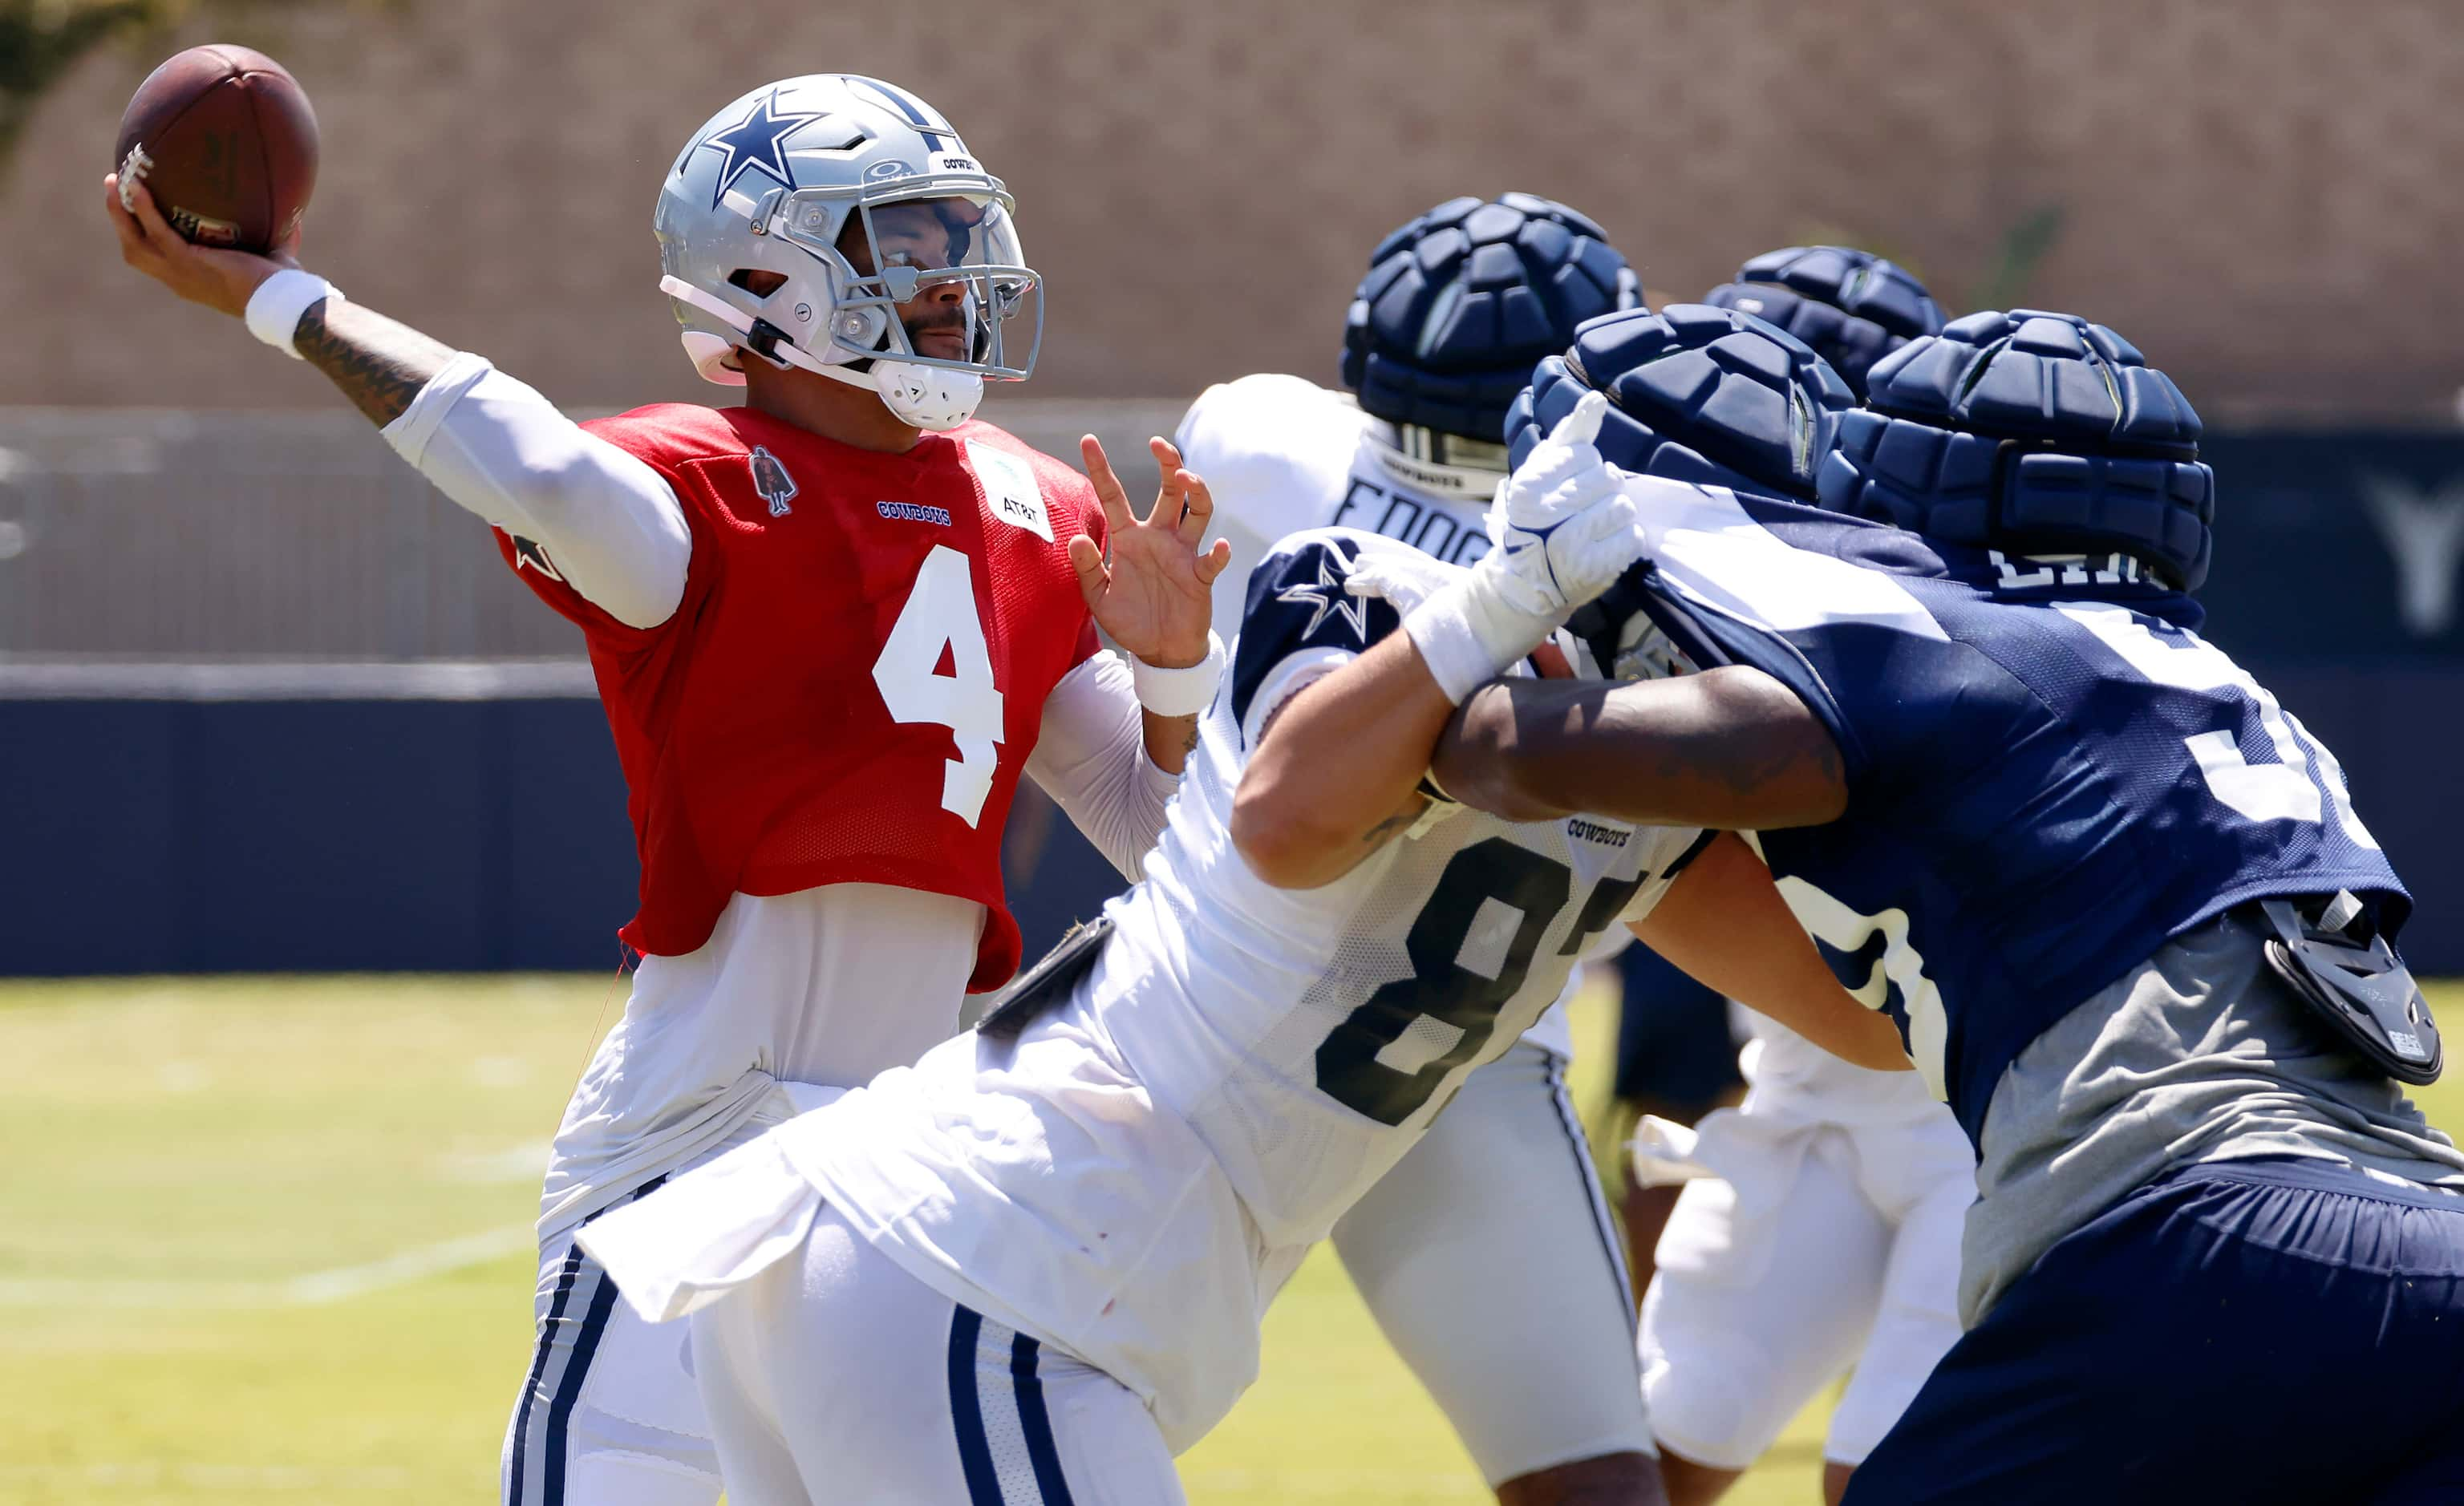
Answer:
[{"xmin": 103, "ymin": 172, "xmax": 296, "ymax": 318}]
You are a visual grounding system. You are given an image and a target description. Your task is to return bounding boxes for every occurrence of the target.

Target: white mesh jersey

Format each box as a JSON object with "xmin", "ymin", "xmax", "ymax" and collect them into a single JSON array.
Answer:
[
  {"xmin": 1173, "ymin": 374, "xmax": 1593, "ymax": 1057},
  {"xmin": 788, "ymin": 528, "xmax": 1704, "ymax": 1451}
]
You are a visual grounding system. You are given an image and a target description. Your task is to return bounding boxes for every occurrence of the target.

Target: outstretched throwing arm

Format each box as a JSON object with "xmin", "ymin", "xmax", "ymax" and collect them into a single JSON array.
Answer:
[
  {"xmin": 106, "ymin": 173, "xmax": 453, "ymax": 425},
  {"xmin": 104, "ymin": 172, "xmax": 688, "ymax": 630}
]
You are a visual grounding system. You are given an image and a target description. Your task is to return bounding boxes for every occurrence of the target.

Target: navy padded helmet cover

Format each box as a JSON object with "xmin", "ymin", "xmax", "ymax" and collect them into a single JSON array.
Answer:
[
  {"xmin": 1505, "ymin": 303, "xmax": 1856, "ymax": 500},
  {"xmin": 1818, "ymin": 309, "xmax": 2216, "ymax": 589},
  {"xmin": 1702, "ymin": 245, "xmax": 1946, "ymax": 399},
  {"xmin": 1341, "ymin": 192, "xmax": 1639, "ymax": 443}
]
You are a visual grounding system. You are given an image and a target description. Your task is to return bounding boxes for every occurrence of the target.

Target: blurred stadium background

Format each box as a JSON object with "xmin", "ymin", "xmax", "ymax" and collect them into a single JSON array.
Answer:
[{"xmin": 4, "ymin": 1, "xmax": 2462, "ymax": 1500}]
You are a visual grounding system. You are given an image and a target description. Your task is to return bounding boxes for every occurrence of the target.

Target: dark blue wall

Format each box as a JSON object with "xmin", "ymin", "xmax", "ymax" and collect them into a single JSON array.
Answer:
[
  {"xmin": 2, "ymin": 699, "xmax": 640, "ymax": 974},
  {"xmin": 1, "ymin": 663, "xmax": 2452, "ymax": 978},
  {"xmin": 0, "ymin": 694, "xmax": 1139, "ymax": 978}
]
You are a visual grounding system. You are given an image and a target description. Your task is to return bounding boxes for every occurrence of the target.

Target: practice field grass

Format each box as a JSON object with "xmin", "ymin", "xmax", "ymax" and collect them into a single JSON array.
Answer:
[{"xmin": 6, "ymin": 978, "xmax": 2460, "ymax": 1504}]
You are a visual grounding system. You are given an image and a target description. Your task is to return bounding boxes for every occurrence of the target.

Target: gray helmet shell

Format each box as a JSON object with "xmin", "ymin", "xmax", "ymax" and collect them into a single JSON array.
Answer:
[{"xmin": 654, "ymin": 75, "xmax": 1040, "ymax": 427}]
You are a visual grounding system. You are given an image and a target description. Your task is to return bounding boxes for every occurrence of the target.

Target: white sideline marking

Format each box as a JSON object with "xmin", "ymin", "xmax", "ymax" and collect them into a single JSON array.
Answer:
[
  {"xmin": 436, "ymin": 1140, "xmax": 551, "ymax": 1183},
  {"xmin": 0, "ymin": 1222, "xmax": 535, "ymax": 1308},
  {"xmin": 282, "ymin": 1222, "xmax": 537, "ymax": 1305}
]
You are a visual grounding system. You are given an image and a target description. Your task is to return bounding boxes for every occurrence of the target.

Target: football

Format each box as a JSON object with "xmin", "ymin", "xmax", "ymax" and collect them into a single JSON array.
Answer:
[{"xmin": 111, "ymin": 44, "xmax": 318, "ymax": 253}]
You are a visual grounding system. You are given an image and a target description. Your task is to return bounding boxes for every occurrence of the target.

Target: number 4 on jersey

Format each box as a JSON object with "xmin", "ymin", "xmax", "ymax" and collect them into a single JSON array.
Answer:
[{"xmin": 873, "ymin": 545, "xmax": 1005, "ymax": 825}]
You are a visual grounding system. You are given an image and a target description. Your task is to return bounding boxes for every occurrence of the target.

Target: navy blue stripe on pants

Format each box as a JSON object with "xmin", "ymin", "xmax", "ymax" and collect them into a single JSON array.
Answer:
[
  {"xmin": 949, "ymin": 1307, "xmax": 1003, "ymax": 1504},
  {"xmin": 504, "ymin": 1246, "xmax": 586, "ymax": 1503},
  {"xmin": 1009, "ymin": 1329, "xmax": 1076, "ymax": 1506},
  {"xmin": 947, "ymin": 1305, "xmax": 1077, "ymax": 1505},
  {"xmin": 502, "ymin": 1176, "xmax": 666, "ymax": 1506}
]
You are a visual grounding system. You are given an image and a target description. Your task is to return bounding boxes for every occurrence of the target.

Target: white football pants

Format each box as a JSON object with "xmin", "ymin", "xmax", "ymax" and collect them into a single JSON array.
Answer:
[
  {"xmin": 689, "ymin": 1200, "xmax": 1184, "ymax": 1505},
  {"xmin": 1639, "ymin": 1105, "xmax": 1974, "ymax": 1470},
  {"xmin": 1328, "ymin": 1039, "xmax": 1652, "ymax": 1486},
  {"xmin": 501, "ymin": 1184, "xmax": 723, "ymax": 1506}
]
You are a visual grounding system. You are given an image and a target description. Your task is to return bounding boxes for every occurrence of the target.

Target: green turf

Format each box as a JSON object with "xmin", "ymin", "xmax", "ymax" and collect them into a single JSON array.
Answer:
[{"xmin": 3, "ymin": 976, "xmax": 2458, "ymax": 1504}]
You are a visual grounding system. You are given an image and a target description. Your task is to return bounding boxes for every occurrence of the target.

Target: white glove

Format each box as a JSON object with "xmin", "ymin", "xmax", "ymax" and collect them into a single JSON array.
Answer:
[
  {"xmin": 1340, "ymin": 540, "xmax": 1462, "ymax": 617},
  {"xmin": 1400, "ymin": 391, "xmax": 1648, "ymax": 701}
]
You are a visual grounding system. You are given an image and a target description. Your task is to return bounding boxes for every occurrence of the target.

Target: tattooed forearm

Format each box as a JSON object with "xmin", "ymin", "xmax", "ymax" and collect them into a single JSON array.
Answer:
[
  {"xmin": 1141, "ymin": 710, "xmax": 1203, "ymax": 776},
  {"xmin": 1650, "ymin": 720, "xmax": 1841, "ymax": 801},
  {"xmin": 294, "ymin": 298, "xmax": 459, "ymax": 427},
  {"xmin": 1359, "ymin": 802, "xmax": 1424, "ymax": 847}
]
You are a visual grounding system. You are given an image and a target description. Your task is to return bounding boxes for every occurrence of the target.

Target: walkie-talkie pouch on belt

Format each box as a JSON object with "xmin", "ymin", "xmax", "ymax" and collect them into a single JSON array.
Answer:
[
  {"xmin": 2258, "ymin": 894, "xmax": 2442, "ymax": 1086},
  {"xmin": 975, "ymin": 915, "xmax": 1113, "ymax": 1042}
]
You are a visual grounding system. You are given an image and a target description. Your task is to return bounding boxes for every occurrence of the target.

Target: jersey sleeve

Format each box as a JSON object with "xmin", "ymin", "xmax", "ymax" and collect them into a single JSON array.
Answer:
[
  {"xmin": 1618, "ymin": 828, "xmax": 1717, "ymax": 926},
  {"xmin": 1024, "ymin": 651, "xmax": 1179, "ymax": 879},
  {"xmin": 1618, "ymin": 480, "xmax": 1992, "ymax": 794},
  {"xmin": 382, "ymin": 355, "xmax": 693, "ymax": 637},
  {"xmin": 1226, "ymin": 528, "xmax": 1416, "ymax": 747}
]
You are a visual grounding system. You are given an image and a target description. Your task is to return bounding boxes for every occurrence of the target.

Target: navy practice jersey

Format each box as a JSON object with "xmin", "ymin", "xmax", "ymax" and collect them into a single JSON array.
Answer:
[{"xmin": 1615, "ymin": 482, "xmax": 2409, "ymax": 1144}]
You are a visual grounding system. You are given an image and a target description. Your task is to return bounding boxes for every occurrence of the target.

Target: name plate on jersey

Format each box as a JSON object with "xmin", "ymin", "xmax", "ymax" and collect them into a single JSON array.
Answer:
[{"xmin": 967, "ymin": 441, "xmax": 1052, "ymax": 542}]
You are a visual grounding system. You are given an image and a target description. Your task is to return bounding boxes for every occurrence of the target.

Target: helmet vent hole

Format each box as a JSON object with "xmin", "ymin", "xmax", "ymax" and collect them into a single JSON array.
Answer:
[{"xmin": 729, "ymin": 269, "xmax": 788, "ymax": 298}]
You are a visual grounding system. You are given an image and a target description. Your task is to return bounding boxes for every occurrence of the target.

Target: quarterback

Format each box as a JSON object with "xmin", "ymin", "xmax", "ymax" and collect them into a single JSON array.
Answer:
[
  {"xmin": 1459, "ymin": 306, "xmax": 2464, "ymax": 1501},
  {"xmin": 1175, "ymin": 193, "xmax": 1661, "ymax": 1500},
  {"xmin": 578, "ymin": 395, "xmax": 1903, "ymax": 1504},
  {"xmin": 106, "ymin": 74, "xmax": 1229, "ymax": 1506}
]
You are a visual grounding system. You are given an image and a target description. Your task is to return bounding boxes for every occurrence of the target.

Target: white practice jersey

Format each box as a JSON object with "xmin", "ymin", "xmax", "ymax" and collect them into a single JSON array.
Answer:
[
  {"xmin": 1173, "ymin": 374, "xmax": 1591, "ymax": 1058},
  {"xmin": 788, "ymin": 529, "xmax": 1705, "ymax": 1450}
]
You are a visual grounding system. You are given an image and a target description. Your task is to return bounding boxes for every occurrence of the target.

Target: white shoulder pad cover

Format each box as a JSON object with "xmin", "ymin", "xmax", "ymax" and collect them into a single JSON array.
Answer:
[{"xmin": 1175, "ymin": 374, "xmax": 1368, "ymax": 546}]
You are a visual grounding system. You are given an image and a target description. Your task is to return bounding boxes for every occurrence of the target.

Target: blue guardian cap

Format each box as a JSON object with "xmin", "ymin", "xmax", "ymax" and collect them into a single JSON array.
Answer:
[
  {"xmin": 1506, "ymin": 304, "xmax": 1857, "ymax": 500},
  {"xmin": 1341, "ymin": 193, "xmax": 1639, "ymax": 456},
  {"xmin": 1818, "ymin": 309, "xmax": 2215, "ymax": 589},
  {"xmin": 1703, "ymin": 245, "xmax": 1946, "ymax": 399}
]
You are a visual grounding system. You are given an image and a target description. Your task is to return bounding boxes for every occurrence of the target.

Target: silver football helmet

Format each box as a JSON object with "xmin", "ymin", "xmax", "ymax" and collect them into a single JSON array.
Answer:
[{"xmin": 654, "ymin": 75, "xmax": 1041, "ymax": 430}]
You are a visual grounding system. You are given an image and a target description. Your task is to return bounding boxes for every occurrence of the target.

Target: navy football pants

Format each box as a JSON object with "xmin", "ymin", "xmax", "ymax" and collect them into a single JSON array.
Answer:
[{"xmin": 1845, "ymin": 1157, "xmax": 2464, "ymax": 1505}]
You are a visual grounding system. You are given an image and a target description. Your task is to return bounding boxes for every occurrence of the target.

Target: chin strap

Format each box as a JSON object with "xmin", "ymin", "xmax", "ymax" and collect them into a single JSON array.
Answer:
[{"xmin": 659, "ymin": 275, "xmax": 983, "ymax": 431}]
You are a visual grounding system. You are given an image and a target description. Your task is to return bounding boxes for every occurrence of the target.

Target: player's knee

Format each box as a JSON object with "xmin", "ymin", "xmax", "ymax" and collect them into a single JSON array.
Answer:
[
  {"xmin": 1820, "ymin": 1459, "xmax": 1856, "ymax": 1506},
  {"xmin": 1651, "ymin": 1447, "xmax": 1745, "ymax": 1506},
  {"xmin": 1495, "ymin": 1450, "xmax": 1669, "ymax": 1506}
]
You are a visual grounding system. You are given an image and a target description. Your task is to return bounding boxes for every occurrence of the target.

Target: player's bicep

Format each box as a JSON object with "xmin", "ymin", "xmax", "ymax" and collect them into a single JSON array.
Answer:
[
  {"xmin": 386, "ymin": 355, "xmax": 691, "ymax": 630},
  {"xmin": 1628, "ymin": 831, "xmax": 1911, "ymax": 1073}
]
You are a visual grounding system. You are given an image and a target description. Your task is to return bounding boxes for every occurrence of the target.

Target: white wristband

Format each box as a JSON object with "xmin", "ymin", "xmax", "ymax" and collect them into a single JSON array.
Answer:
[
  {"xmin": 1131, "ymin": 632, "xmax": 1226, "ymax": 717},
  {"xmin": 245, "ymin": 269, "xmax": 342, "ymax": 357},
  {"xmin": 1401, "ymin": 578, "xmax": 1550, "ymax": 703}
]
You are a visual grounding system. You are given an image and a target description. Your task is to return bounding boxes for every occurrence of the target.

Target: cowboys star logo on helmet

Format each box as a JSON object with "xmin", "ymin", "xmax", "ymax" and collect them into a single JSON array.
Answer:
[
  {"xmin": 653, "ymin": 75, "xmax": 1042, "ymax": 432},
  {"xmin": 694, "ymin": 88, "xmax": 827, "ymax": 208}
]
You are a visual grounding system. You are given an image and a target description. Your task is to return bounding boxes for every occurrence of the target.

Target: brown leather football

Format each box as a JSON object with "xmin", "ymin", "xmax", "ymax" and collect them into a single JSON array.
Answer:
[{"xmin": 112, "ymin": 45, "xmax": 318, "ymax": 254}]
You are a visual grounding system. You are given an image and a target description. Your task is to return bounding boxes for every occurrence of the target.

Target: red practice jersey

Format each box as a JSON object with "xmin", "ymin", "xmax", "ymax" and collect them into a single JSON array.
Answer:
[{"xmin": 494, "ymin": 404, "xmax": 1104, "ymax": 991}]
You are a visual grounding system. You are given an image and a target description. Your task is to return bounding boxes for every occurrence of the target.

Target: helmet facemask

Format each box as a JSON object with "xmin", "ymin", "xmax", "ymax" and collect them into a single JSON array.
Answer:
[{"xmin": 782, "ymin": 185, "xmax": 1040, "ymax": 380}]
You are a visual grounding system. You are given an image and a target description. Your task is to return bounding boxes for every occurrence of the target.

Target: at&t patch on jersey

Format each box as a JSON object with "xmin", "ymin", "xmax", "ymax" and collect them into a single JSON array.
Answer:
[{"xmin": 968, "ymin": 441, "xmax": 1051, "ymax": 541}]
